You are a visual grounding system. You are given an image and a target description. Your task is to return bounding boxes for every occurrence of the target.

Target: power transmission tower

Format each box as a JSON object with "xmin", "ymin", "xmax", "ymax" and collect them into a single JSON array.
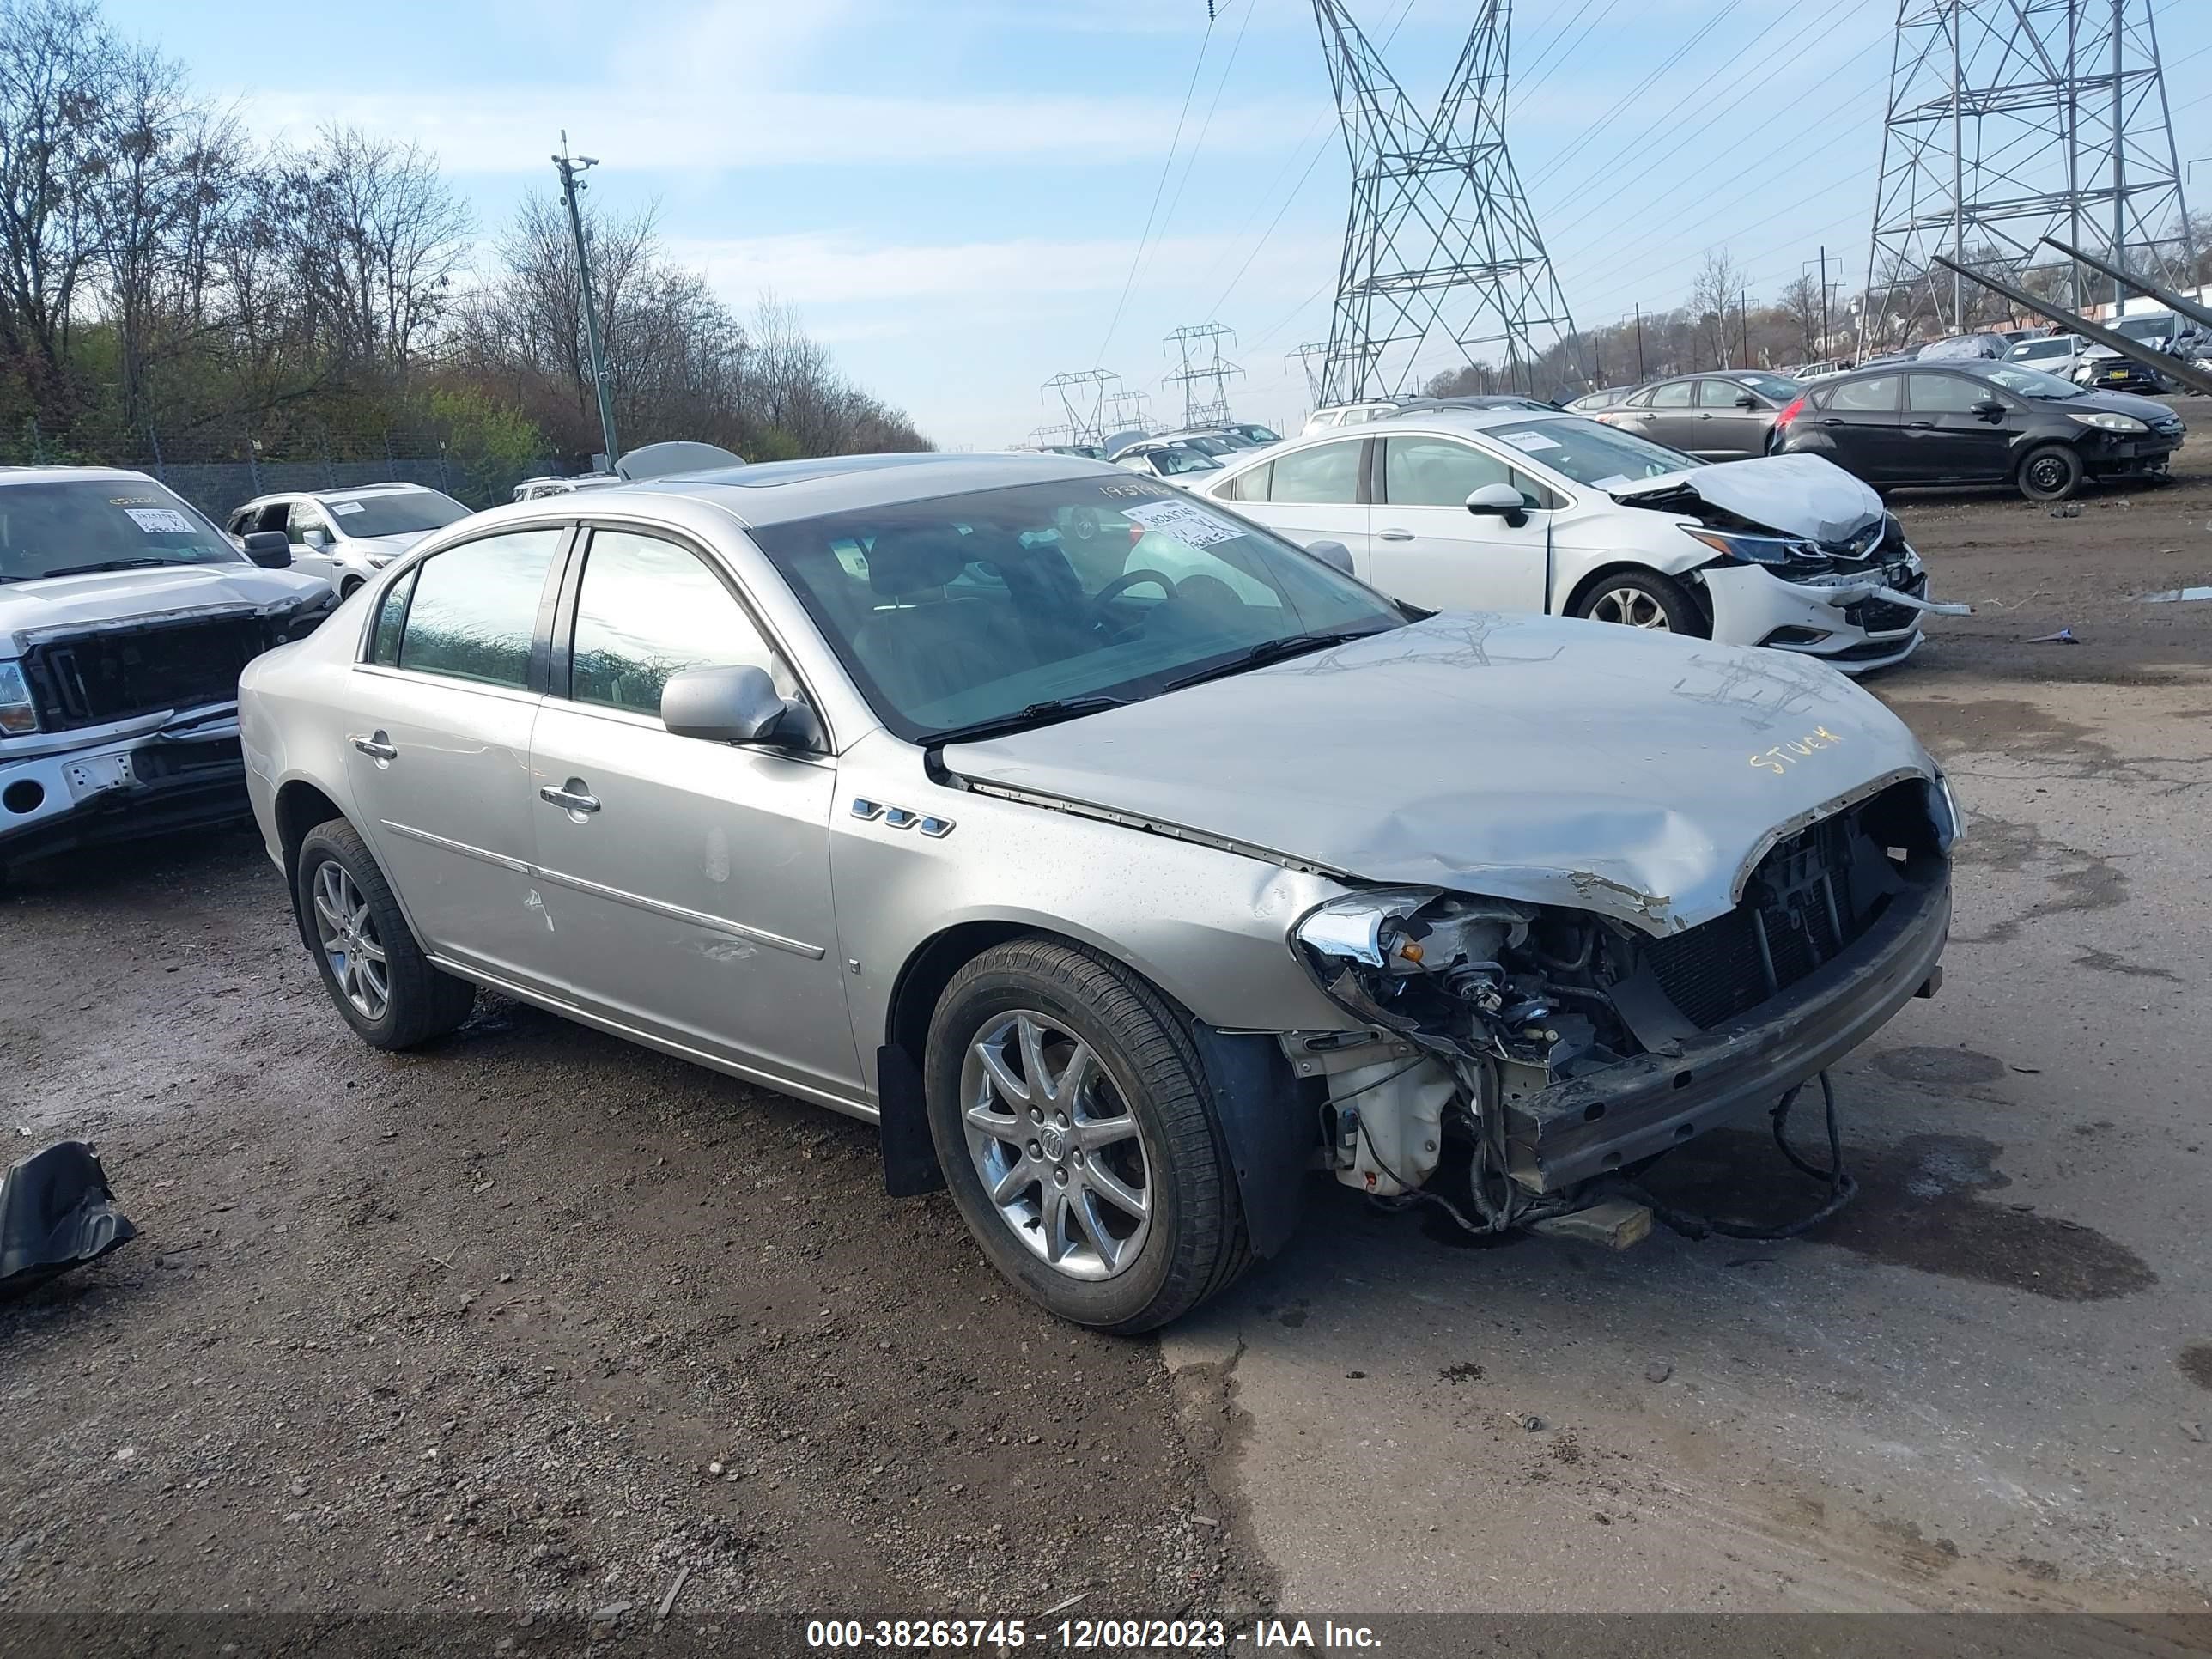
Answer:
[
  {"xmin": 1865, "ymin": 0, "xmax": 2195, "ymax": 343},
  {"xmin": 1041, "ymin": 370, "xmax": 1121, "ymax": 447},
  {"xmin": 1286, "ymin": 341, "xmax": 1330, "ymax": 408},
  {"xmin": 1312, "ymin": 0, "xmax": 1580, "ymax": 404},
  {"xmin": 1163, "ymin": 324, "xmax": 1243, "ymax": 426},
  {"xmin": 1107, "ymin": 388, "xmax": 1153, "ymax": 433}
]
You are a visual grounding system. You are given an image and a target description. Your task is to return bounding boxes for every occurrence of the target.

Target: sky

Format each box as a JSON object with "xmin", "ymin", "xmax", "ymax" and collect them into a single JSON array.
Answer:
[{"xmin": 106, "ymin": 0, "xmax": 2212, "ymax": 449}]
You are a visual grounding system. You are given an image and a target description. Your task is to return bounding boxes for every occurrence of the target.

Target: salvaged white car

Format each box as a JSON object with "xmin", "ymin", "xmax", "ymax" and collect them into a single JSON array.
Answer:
[
  {"xmin": 237, "ymin": 453, "xmax": 1957, "ymax": 1330},
  {"xmin": 1, "ymin": 468, "xmax": 336, "ymax": 878}
]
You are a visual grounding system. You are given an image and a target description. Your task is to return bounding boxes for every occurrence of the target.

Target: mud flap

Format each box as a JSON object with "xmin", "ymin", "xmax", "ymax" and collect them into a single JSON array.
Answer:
[
  {"xmin": 876, "ymin": 1044, "xmax": 946, "ymax": 1199},
  {"xmin": 1188, "ymin": 1024, "xmax": 1311, "ymax": 1261},
  {"xmin": 0, "ymin": 1140, "xmax": 137, "ymax": 1297}
]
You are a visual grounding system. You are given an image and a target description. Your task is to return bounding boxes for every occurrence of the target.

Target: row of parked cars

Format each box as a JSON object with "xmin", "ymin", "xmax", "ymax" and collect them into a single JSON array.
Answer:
[{"xmin": 5, "ymin": 426, "xmax": 1964, "ymax": 1330}]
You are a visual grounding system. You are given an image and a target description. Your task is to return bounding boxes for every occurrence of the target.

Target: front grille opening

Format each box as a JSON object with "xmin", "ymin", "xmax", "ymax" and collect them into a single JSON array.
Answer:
[
  {"xmin": 24, "ymin": 615, "xmax": 288, "ymax": 732},
  {"xmin": 1638, "ymin": 780, "xmax": 1940, "ymax": 1032}
]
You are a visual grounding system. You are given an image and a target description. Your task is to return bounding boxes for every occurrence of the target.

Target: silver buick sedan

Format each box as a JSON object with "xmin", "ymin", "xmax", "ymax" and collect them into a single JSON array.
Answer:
[{"xmin": 239, "ymin": 453, "xmax": 1957, "ymax": 1330}]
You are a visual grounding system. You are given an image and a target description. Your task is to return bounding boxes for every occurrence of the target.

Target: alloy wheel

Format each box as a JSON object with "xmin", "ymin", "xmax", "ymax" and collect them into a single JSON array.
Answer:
[
  {"xmin": 961, "ymin": 1009, "xmax": 1153, "ymax": 1280},
  {"xmin": 313, "ymin": 861, "xmax": 390, "ymax": 1021},
  {"xmin": 1589, "ymin": 586, "xmax": 1672, "ymax": 629}
]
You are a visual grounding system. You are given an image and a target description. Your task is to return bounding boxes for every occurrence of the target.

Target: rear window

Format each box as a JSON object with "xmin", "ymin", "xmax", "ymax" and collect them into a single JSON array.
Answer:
[
  {"xmin": 319, "ymin": 489, "xmax": 469, "ymax": 539},
  {"xmin": 0, "ymin": 479, "xmax": 242, "ymax": 583}
]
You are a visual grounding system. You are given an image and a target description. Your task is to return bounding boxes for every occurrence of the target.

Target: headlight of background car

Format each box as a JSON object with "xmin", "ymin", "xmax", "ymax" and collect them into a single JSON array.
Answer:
[
  {"xmin": 2068, "ymin": 410, "xmax": 2148, "ymax": 433},
  {"xmin": 1680, "ymin": 526, "xmax": 1830, "ymax": 571},
  {"xmin": 0, "ymin": 660, "xmax": 37, "ymax": 735}
]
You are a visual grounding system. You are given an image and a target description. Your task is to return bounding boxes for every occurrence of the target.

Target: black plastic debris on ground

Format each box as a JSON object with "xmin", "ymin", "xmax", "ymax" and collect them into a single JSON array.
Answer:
[{"xmin": 0, "ymin": 1140, "xmax": 137, "ymax": 1297}]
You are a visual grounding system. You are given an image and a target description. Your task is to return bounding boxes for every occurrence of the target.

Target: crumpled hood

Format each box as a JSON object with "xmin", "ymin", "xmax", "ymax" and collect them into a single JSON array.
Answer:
[
  {"xmin": 0, "ymin": 562, "xmax": 329, "ymax": 655},
  {"xmin": 1611, "ymin": 453, "xmax": 1884, "ymax": 546},
  {"xmin": 946, "ymin": 614, "xmax": 1938, "ymax": 933}
]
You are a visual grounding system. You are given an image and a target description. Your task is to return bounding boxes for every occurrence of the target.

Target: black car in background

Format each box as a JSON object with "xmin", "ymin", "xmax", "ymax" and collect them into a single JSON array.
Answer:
[
  {"xmin": 1771, "ymin": 359, "xmax": 2185, "ymax": 501},
  {"xmin": 1592, "ymin": 370, "xmax": 1803, "ymax": 460}
]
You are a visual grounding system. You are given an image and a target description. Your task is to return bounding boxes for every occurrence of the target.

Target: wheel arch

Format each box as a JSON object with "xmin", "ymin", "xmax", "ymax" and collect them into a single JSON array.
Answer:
[
  {"xmin": 875, "ymin": 918, "xmax": 1315, "ymax": 1259},
  {"xmin": 274, "ymin": 779, "xmax": 349, "ymax": 946},
  {"xmin": 1562, "ymin": 560, "xmax": 1714, "ymax": 631}
]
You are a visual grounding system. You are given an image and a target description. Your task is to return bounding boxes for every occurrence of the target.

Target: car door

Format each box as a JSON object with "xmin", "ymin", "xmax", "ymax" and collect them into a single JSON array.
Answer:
[
  {"xmin": 1808, "ymin": 373, "xmax": 1907, "ymax": 482},
  {"xmin": 1696, "ymin": 378, "xmax": 1772, "ymax": 459},
  {"xmin": 1904, "ymin": 372, "xmax": 2016, "ymax": 482},
  {"xmin": 1235, "ymin": 436, "xmax": 1370, "ymax": 565},
  {"xmin": 344, "ymin": 525, "xmax": 570, "ymax": 994},
  {"xmin": 285, "ymin": 500, "xmax": 343, "ymax": 586},
  {"xmin": 1365, "ymin": 433, "xmax": 1553, "ymax": 614},
  {"xmin": 526, "ymin": 524, "xmax": 859, "ymax": 1097}
]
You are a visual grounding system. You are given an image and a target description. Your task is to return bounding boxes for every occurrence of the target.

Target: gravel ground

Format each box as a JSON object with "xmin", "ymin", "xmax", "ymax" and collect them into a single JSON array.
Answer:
[{"xmin": 3, "ymin": 412, "xmax": 2208, "ymax": 1630}]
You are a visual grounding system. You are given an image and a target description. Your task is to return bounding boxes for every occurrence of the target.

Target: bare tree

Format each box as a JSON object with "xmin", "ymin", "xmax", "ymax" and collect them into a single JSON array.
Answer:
[
  {"xmin": 1689, "ymin": 247, "xmax": 1745, "ymax": 369},
  {"xmin": 0, "ymin": 0, "xmax": 112, "ymax": 419}
]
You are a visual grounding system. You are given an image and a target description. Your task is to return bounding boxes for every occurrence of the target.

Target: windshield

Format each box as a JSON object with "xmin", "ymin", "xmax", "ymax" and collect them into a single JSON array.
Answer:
[
  {"xmin": 1492, "ymin": 417, "xmax": 1700, "ymax": 485},
  {"xmin": 1229, "ymin": 424, "xmax": 1280, "ymax": 444},
  {"xmin": 1142, "ymin": 446, "xmax": 1221, "ymax": 476},
  {"xmin": 319, "ymin": 489, "xmax": 469, "ymax": 538},
  {"xmin": 2115, "ymin": 317, "xmax": 2173, "ymax": 342},
  {"xmin": 1980, "ymin": 363, "xmax": 2082, "ymax": 399},
  {"xmin": 750, "ymin": 475, "xmax": 1407, "ymax": 743},
  {"xmin": 1735, "ymin": 373, "xmax": 1801, "ymax": 400},
  {"xmin": 0, "ymin": 479, "xmax": 244, "ymax": 583}
]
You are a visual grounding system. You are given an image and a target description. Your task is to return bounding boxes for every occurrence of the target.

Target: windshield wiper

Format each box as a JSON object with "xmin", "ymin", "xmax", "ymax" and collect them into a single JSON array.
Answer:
[
  {"xmin": 925, "ymin": 695, "xmax": 1133, "ymax": 747},
  {"xmin": 1163, "ymin": 630, "xmax": 1375, "ymax": 692},
  {"xmin": 27, "ymin": 557, "xmax": 196, "ymax": 580}
]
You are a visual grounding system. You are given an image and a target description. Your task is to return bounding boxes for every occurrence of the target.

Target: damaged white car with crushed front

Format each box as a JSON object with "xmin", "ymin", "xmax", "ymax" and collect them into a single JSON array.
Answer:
[{"xmin": 239, "ymin": 453, "xmax": 1957, "ymax": 1331}]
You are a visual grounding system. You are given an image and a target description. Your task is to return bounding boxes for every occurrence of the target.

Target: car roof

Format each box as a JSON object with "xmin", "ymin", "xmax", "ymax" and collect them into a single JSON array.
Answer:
[
  {"xmin": 617, "ymin": 451, "xmax": 1111, "ymax": 529},
  {"xmin": 0, "ymin": 465, "xmax": 160, "ymax": 489},
  {"xmin": 232, "ymin": 480, "xmax": 446, "ymax": 511}
]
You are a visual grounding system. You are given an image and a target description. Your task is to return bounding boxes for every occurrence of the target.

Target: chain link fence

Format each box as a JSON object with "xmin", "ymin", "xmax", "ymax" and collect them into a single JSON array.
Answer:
[{"xmin": 2, "ymin": 414, "xmax": 556, "ymax": 520}]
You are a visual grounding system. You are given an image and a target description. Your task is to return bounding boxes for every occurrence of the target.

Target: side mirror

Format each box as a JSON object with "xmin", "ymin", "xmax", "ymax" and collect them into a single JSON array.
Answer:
[
  {"xmin": 1734, "ymin": 392, "xmax": 1759, "ymax": 409},
  {"xmin": 1465, "ymin": 483, "xmax": 1529, "ymax": 529},
  {"xmin": 241, "ymin": 530, "xmax": 292, "ymax": 568},
  {"xmin": 1305, "ymin": 538, "xmax": 1356, "ymax": 575},
  {"xmin": 1972, "ymin": 398, "xmax": 2007, "ymax": 420},
  {"xmin": 660, "ymin": 664, "xmax": 815, "ymax": 749}
]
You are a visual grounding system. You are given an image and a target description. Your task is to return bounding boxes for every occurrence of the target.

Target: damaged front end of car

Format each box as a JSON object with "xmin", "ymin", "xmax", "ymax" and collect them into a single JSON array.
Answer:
[
  {"xmin": 1615, "ymin": 455, "xmax": 1972, "ymax": 672},
  {"xmin": 0, "ymin": 592, "xmax": 335, "ymax": 872},
  {"xmin": 1285, "ymin": 775, "xmax": 1957, "ymax": 1233}
]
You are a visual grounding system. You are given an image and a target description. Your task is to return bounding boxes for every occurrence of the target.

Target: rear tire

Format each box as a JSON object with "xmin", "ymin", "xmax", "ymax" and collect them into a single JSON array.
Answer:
[
  {"xmin": 2016, "ymin": 443, "xmax": 2084, "ymax": 502},
  {"xmin": 338, "ymin": 576, "xmax": 364, "ymax": 599},
  {"xmin": 923, "ymin": 938, "xmax": 1249, "ymax": 1333},
  {"xmin": 1570, "ymin": 568, "xmax": 1707, "ymax": 636},
  {"xmin": 295, "ymin": 818, "xmax": 475, "ymax": 1050}
]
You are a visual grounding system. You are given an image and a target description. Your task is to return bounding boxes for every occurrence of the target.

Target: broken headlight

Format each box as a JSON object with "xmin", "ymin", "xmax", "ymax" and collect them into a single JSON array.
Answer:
[
  {"xmin": 1680, "ymin": 526, "xmax": 1828, "ymax": 569},
  {"xmin": 0, "ymin": 660, "xmax": 36, "ymax": 736},
  {"xmin": 1295, "ymin": 889, "xmax": 1551, "ymax": 1039}
]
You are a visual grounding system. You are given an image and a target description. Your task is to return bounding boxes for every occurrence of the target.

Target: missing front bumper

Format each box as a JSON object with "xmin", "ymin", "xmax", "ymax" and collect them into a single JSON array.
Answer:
[{"xmin": 1499, "ymin": 872, "xmax": 1951, "ymax": 1194}]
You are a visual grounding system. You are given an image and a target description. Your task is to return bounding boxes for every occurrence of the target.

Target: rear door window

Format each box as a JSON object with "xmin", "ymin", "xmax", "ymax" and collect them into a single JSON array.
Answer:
[
  {"xmin": 1266, "ymin": 440, "xmax": 1364, "ymax": 504},
  {"xmin": 1830, "ymin": 375, "xmax": 1902, "ymax": 413},
  {"xmin": 394, "ymin": 529, "xmax": 564, "ymax": 689},
  {"xmin": 1647, "ymin": 381, "xmax": 1695, "ymax": 408}
]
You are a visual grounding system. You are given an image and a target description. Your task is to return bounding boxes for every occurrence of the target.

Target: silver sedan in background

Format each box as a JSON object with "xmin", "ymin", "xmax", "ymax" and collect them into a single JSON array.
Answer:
[{"xmin": 239, "ymin": 453, "xmax": 1956, "ymax": 1330}]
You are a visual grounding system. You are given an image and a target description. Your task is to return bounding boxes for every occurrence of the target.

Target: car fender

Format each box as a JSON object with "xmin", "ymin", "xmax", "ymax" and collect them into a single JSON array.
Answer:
[{"xmin": 1549, "ymin": 512, "xmax": 1714, "ymax": 607}]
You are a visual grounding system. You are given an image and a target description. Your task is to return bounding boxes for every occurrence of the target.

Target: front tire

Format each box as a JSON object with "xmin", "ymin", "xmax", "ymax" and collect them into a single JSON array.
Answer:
[
  {"xmin": 295, "ymin": 818, "xmax": 475, "ymax": 1050},
  {"xmin": 923, "ymin": 939, "xmax": 1249, "ymax": 1332},
  {"xmin": 2017, "ymin": 443, "xmax": 2084, "ymax": 502},
  {"xmin": 1571, "ymin": 568, "xmax": 1706, "ymax": 635}
]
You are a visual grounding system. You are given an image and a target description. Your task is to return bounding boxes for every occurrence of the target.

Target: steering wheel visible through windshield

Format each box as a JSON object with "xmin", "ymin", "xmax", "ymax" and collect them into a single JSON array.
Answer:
[{"xmin": 750, "ymin": 474, "xmax": 1408, "ymax": 743}]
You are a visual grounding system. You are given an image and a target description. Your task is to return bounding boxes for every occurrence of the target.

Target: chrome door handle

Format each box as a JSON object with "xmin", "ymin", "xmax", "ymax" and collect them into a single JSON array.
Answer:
[
  {"xmin": 350, "ymin": 734, "xmax": 396, "ymax": 760},
  {"xmin": 539, "ymin": 784, "xmax": 601, "ymax": 814},
  {"xmin": 1377, "ymin": 528, "xmax": 1414, "ymax": 541}
]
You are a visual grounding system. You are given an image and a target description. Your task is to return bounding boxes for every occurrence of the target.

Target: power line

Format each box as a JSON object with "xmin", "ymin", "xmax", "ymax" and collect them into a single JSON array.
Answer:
[{"xmin": 1096, "ymin": 12, "xmax": 1216, "ymax": 363}]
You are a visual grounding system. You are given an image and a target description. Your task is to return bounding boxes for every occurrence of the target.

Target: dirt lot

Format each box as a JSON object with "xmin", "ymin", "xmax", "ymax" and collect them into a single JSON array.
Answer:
[{"xmin": 3, "ymin": 412, "xmax": 2209, "ymax": 1634}]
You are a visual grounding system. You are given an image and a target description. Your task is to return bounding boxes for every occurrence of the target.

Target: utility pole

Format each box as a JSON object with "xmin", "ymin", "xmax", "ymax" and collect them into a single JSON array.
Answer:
[
  {"xmin": 1820, "ymin": 246, "xmax": 1831, "ymax": 355},
  {"xmin": 553, "ymin": 133, "xmax": 620, "ymax": 470},
  {"xmin": 1632, "ymin": 303, "xmax": 1645, "ymax": 380}
]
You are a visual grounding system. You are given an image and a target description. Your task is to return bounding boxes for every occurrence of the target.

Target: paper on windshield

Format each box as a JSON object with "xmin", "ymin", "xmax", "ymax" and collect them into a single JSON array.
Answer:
[
  {"xmin": 1120, "ymin": 498, "xmax": 1243, "ymax": 548},
  {"xmin": 123, "ymin": 507, "xmax": 197, "ymax": 534},
  {"xmin": 331, "ymin": 501, "xmax": 366, "ymax": 516},
  {"xmin": 1496, "ymin": 429, "xmax": 1561, "ymax": 453}
]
